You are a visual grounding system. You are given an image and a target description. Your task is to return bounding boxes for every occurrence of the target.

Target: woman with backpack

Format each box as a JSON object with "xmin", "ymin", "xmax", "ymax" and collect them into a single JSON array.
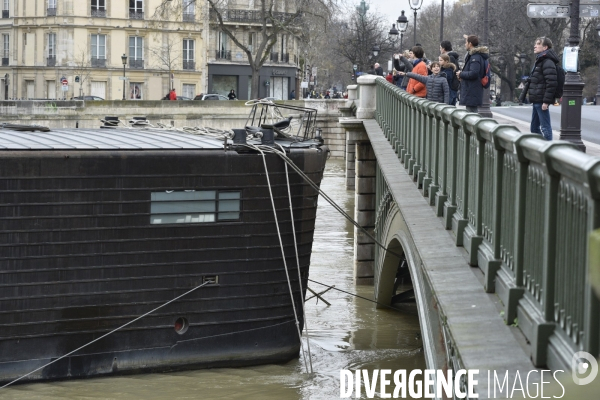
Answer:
[
  {"xmin": 398, "ymin": 61, "xmax": 449, "ymax": 104},
  {"xmin": 439, "ymin": 54, "xmax": 459, "ymax": 105}
]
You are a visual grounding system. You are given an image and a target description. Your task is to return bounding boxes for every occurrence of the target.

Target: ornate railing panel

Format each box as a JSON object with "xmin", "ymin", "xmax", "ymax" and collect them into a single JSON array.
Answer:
[{"xmin": 371, "ymin": 78, "xmax": 600, "ymax": 368}]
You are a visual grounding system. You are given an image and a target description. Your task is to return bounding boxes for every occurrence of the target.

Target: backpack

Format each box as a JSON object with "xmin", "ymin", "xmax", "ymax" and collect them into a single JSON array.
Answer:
[
  {"xmin": 555, "ymin": 63, "xmax": 566, "ymax": 99},
  {"xmin": 481, "ymin": 59, "xmax": 491, "ymax": 89},
  {"xmin": 450, "ymin": 71, "xmax": 461, "ymax": 91}
]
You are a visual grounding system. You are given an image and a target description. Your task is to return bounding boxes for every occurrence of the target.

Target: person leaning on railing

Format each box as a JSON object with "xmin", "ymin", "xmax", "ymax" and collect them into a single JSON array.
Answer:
[
  {"xmin": 405, "ymin": 46, "xmax": 428, "ymax": 98},
  {"xmin": 398, "ymin": 61, "xmax": 449, "ymax": 104},
  {"xmin": 393, "ymin": 50, "xmax": 413, "ymax": 90}
]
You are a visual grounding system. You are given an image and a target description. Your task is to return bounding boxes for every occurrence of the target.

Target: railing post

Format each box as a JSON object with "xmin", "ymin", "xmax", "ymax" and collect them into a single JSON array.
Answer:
[
  {"xmin": 473, "ymin": 120, "xmax": 505, "ymax": 291},
  {"xmin": 442, "ymin": 109, "xmax": 467, "ymax": 229},
  {"xmin": 428, "ymin": 104, "xmax": 452, "ymax": 207},
  {"xmin": 516, "ymin": 140, "xmax": 576, "ymax": 367},
  {"xmin": 494, "ymin": 129, "xmax": 539, "ymax": 325},
  {"xmin": 347, "ymin": 84, "xmax": 358, "ymax": 102},
  {"xmin": 461, "ymin": 118, "xmax": 495, "ymax": 269},
  {"xmin": 356, "ymin": 75, "xmax": 378, "ymax": 119},
  {"xmin": 450, "ymin": 113, "xmax": 479, "ymax": 246}
]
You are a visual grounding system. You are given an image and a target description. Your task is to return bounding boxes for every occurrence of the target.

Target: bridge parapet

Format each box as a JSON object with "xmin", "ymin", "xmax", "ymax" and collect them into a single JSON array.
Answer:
[{"xmin": 370, "ymin": 77, "xmax": 600, "ymax": 371}]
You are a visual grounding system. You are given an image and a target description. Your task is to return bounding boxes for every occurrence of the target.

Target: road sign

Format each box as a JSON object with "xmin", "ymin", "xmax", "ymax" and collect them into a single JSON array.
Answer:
[
  {"xmin": 61, "ymin": 85, "xmax": 68, "ymax": 91},
  {"xmin": 118, "ymin": 76, "xmax": 128, "ymax": 81},
  {"xmin": 61, "ymin": 77, "xmax": 68, "ymax": 85},
  {"xmin": 529, "ymin": 0, "xmax": 598, "ymax": 4},
  {"xmin": 527, "ymin": 3, "xmax": 570, "ymax": 18},
  {"xmin": 580, "ymin": 4, "xmax": 600, "ymax": 17}
]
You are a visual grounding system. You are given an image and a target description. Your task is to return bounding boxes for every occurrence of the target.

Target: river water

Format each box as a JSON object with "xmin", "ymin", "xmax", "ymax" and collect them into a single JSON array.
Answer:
[{"xmin": 4, "ymin": 160, "xmax": 425, "ymax": 400}]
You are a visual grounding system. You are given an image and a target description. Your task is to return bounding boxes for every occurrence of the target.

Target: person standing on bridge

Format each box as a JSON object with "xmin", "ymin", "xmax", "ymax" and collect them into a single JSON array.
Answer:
[
  {"xmin": 456, "ymin": 35, "xmax": 489, "ymax": 114},
  {"xmin": 520, "ymin": 37, "xmax": 559, "ymax": 141},
  {"xmin": 398, "ymin": 61, "xmax": 449, "ymax": 104},
  {"xmin": 393, "ymin": 50, "xmax": 413, "ymax": 90},
  {"xmin": 406, "ymin": 46, "xmax": 428, "ymax": 98}
]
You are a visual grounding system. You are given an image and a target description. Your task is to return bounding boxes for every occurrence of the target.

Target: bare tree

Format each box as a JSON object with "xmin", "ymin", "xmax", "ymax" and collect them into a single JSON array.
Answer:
[
  {"xmin": 148, "ymin": 33, "xmax": 183, "ymax": 91},
  {"xmin": 153, "ymin": 0, "xmax": 333, "ymax": 99},
  {"xmin": 71, "ymin": 48, "xmax": 94, "ymax": 98},
  {"xmin": 335, "ymin": 3, "xmax": 397, "ymax": 75}
]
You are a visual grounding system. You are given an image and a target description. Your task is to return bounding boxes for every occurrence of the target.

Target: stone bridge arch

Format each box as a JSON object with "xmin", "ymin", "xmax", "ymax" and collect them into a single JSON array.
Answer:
[{"xmin": 373, "ymin": 204, "xmax": 443, "ymax": 370}]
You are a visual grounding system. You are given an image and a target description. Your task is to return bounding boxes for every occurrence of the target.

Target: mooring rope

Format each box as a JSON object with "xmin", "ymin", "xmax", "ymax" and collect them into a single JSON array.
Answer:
[
  {"xmin": 275, "ymin": 143, "xmax": 314, "ymax": 374},
  {"xmin": 0, "ymin": 281, "xmax": 211, "ymax": 389},
  {"xmin": 248, "ymin": 145, "xmax": 403, "ymax": 259},
  {"xmin": 247, "ymin": 143, "xmax": 312, "ymax": 374},
  {"xmin": 307, "ymin": 279, "xmax": 408, "ymax": 312}
]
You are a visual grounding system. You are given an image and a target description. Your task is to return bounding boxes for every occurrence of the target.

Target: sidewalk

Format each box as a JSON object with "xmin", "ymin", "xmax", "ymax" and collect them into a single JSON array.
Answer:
[{"xmin": 488, "ymin": 109, "xmax": 600, "ymax": 157}]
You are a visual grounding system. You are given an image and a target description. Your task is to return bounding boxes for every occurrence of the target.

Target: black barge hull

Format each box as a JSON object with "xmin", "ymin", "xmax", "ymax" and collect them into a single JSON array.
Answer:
[{"xmin": 0, "ymin": 143, "xmax": 327, "ymax": 384}]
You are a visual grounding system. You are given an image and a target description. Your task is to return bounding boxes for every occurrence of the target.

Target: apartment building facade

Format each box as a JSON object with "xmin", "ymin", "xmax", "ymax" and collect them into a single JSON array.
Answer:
[
  {"xmin": 0, "ymin": 0, "xmax": 301, "ymax": 101},
  {"xmin": 207, "ymin": 5, "xmax": 301, "ymax": 100}
]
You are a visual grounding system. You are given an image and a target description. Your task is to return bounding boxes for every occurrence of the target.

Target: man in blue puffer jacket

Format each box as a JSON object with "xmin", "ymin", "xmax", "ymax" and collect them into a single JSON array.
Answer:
[{"xmin": 456, "ymin": 35, "xmax": 489, "ymax": 114}]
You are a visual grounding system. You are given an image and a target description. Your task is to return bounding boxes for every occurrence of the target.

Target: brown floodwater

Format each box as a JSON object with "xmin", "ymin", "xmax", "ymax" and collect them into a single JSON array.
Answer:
[{"xmin": 2, "ymin": 159, "xmax": 425, "ymax": 400}]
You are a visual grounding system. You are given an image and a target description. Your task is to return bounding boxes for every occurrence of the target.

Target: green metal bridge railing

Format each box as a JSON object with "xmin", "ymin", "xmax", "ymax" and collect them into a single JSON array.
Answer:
[{"xmin": 372, "ymin": 78, "xmax": 600, "ymax": 369}]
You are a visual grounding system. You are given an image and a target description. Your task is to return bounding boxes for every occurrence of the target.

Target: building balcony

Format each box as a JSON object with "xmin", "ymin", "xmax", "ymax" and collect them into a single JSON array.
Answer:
[
  {"xmin": 209, "ymin": 9, "xmax": 300, "ymax": 25},
  {"xmin": 2, "ymin": 10, "xmax": 9, "ymax": 18},
  {"xmin": 1, "ymin": 57, "xmax": 8, "ymax": 66},
  {"xmin": 183, "ymin": 13, "xmax": 195, "ymax": 22},
  {"xmin": 47, "ymin": 56, "xmax": 56, "ymax": 67},
  {"xmin": 91, "ymin": 9, "xmax": 106, "ymax": 18},
  {"xmin": 47, "ymin": 7, "xmax": 57, "ymax": 16},
  {"xmin": 91, "ymin": 57, "xmax": 106, "ymax": 68},
  {"xmin": 183, "ymin": 60, "xmax": 195, "ymax": 70},
  {"xmin": 215, "ymin": 50, "xmax": 231, "ymax": 60},
  {"xmin": 270, "ymin": 52, "xmax": 278, "ymax": 62},
  {"xmin": 129, "ymin": 59, "xmax": 144, "ymax": 69},
  {"xmin": 129, "ymin": 10, "xmax": 144, "ymax": 20}
]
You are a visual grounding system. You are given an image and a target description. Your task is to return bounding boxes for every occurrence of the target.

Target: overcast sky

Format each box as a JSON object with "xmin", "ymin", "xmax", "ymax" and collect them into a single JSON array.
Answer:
[{"xmin": 358, "ymin": 0, "xmax": 459, "ymax": 29}]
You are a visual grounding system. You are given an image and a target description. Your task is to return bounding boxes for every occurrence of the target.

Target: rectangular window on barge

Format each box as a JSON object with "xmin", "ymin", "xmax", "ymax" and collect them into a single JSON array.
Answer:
[{"xmin": 150, "ymin": 190, "xmax": 240, "ymax": 224}]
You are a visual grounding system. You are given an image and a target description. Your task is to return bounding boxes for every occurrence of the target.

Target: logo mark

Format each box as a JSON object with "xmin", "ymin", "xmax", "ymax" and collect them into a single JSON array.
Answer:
[{"xmin": 571, "ymin": 351, "xmax": 598, "ymax": 385}]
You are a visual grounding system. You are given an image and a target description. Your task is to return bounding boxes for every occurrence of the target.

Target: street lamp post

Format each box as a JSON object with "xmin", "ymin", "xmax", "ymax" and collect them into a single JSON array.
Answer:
[
  {"xmin": 388, "ymin": 23, "xmax": 399, "ymax": 43},
  {"xmin": 408, "ymin": 0, "xmax": 424, "ymax": 46},
  {"xmin": 596, "ymin": 23, "xmax": 600, "ymax": 106},
  {"xmin": 560, "ymin": 0, "xmax": 585, "ymax": 151},
  {"xmin": 519, "ymin": 53, "xmax": 527, "ymax": 82},
  {"xmin": 440, "ymin": 0, "xmax": 445, "ymax": 42},
  {"xmin": 478, "ymin": 0, "xmax": 493, "ymax": 117},
  {"xmin": 397, "ymin": 10, "xmax": 409, "ymax": 51},
  {"xmin": 518, "ymin": 53, "xmax": 527, "ymax": 105},
  {"xmin": 121, "ymin": 53, "xmax": 127, "ymax": 101},
  {"xmin": 372, "ymin": 45, "xmax": 380, "ymax": 58}
]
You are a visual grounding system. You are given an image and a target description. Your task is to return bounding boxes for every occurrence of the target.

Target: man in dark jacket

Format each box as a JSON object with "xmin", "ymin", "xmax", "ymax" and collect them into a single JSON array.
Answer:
[
  {"xmin": 374, "ymin": 63, "xmax": 384, "ymax": 76},
  {"xmin": 523, "ymin": 37, "xmax": 559, "ymax": 141},
  {"xmin": 440, "ymin": 40, "xmax": 460, "ymax": 68},
  {"xmin": 456, "ymin": 35, "xmax": 489, "ymax": 114}
]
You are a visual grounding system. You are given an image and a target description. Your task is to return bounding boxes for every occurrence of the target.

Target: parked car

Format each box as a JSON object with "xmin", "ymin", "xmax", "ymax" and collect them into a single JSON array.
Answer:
[
  {"xmin": 194, "ymin": 94, "xmax": 229, "ymax": 101},
  {"xmin": 177, "ymin": 96, "xmax": 192, "ymax": 100},
  {"xmin": 72, "ymin": 96, "xmax": 104, "ymax": 100}
]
